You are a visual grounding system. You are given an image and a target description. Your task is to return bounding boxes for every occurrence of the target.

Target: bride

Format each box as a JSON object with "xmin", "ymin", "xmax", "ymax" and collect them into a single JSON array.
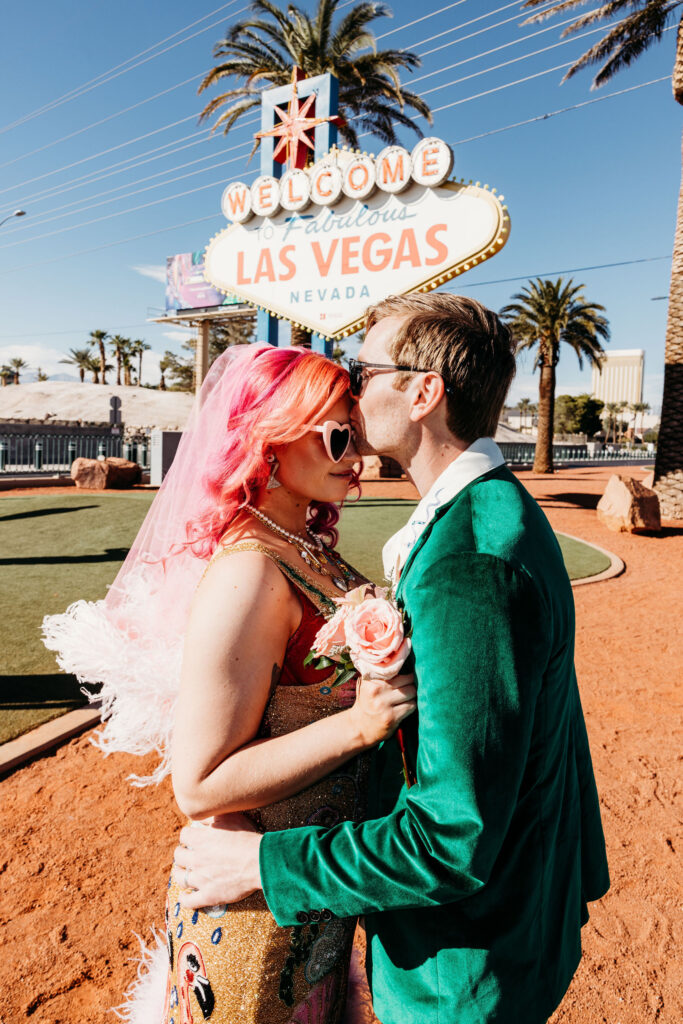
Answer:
[{"xmin": 43, "ymin": 342, "xmax": 416, "ymax": 1024}]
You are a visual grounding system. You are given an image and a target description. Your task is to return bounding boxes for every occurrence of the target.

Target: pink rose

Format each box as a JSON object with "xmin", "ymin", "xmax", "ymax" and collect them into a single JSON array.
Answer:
[
  {"xmin": 312, "ymin": 606, "xmax": 352, "ymax": 660},
  {"xmin": 344, "ymin": 598, "xmax": 411, "ymax": 680}
]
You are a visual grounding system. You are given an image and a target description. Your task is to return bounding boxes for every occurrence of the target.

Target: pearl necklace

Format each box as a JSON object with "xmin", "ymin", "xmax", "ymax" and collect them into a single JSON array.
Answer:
[{"xmin": 244, "ymin": 504, "xmax": 354, "ymax": 592}]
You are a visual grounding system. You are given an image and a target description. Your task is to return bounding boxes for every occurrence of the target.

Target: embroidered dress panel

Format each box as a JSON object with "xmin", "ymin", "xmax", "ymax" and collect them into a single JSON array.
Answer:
[{"xmin": 160, "ymin": 541, "xmax": 369, "ymax": 1024}]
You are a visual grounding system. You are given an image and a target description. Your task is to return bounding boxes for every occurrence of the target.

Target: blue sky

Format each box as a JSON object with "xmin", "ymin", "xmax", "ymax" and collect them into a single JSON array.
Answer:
[{"xmin": 0, "ymin": 0, "xmax": 678, "ymax": 411}]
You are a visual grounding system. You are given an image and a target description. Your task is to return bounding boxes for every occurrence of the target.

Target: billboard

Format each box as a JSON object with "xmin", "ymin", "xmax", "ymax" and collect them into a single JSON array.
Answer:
[
  {"xmin": 204, "ymin": 140, "xmax": 510, "ymax": 340},
  {"xmin": 165, "ymin": 251, "xmax": 245, "ymax": 313}
]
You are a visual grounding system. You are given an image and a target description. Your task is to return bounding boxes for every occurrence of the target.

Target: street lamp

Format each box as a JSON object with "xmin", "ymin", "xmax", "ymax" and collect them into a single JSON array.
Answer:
[{"xmin": 0, "ymin": 209, "xmax": 26, "ymax": 228}]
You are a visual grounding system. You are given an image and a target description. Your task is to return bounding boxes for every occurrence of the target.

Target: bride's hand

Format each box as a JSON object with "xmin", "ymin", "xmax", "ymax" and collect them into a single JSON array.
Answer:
[{"xmin": 346, "ymin": 672, "xmax": 417, "ymax": 747}]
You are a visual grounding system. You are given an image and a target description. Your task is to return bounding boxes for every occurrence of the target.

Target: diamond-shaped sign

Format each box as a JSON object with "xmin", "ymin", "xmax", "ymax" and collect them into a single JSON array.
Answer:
[{"xmin": 204, "ymin": 178, "xmax": 510, "ymax": 340}]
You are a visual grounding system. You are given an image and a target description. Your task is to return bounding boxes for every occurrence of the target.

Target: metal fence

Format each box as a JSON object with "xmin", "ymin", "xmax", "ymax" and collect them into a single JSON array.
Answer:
[
  {"xmin": 498, "ymin": 443, "xmax": 656, "ymax": 466},
  {"xmin": 0, "ymin": 432, "xmax": 656, "ymax": 476},
  {"xmin": 0, "ymin": 433, "xmax": 150, "ymax": 474}
]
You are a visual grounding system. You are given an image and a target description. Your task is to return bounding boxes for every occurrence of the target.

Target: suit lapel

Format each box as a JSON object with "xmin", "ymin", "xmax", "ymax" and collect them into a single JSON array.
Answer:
[{"xmin": 396, "ymin": 465, "xmax": 510, "ymax": 600}]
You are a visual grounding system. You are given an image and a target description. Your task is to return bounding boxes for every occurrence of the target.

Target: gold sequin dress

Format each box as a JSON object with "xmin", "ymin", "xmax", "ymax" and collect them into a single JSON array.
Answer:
[{"xmin": 161, "ymin": 542, "xmax": 370, "ymax": 1024}]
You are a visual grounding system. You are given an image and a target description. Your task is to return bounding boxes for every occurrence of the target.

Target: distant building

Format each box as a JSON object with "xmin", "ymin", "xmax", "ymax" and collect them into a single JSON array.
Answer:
[{"xmin": 591, "ymin": 349, "xmax": 644, "ymax": 406}]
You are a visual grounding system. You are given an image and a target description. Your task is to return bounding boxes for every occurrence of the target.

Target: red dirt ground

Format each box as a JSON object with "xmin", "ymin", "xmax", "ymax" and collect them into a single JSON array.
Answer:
[{"xmin": 1, "ymin": 467, "xmax": 681, "ymax": 1023}]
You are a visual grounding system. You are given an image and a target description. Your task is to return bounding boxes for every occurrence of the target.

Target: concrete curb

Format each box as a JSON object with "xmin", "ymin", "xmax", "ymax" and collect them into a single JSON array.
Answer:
[
  {"xmin": 0, "ymin": 705, "xmax": 101, "ymax": 776},
  {"xmin": 558, "ymin": 532, "xmax": 626, "ymax": 587}
]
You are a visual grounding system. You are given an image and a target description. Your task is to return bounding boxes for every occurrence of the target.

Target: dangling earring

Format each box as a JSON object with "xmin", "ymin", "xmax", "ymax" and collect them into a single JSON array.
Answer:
[{"xmin": 266, "ymin": 453, "xmax": 281, "ymax": 489}]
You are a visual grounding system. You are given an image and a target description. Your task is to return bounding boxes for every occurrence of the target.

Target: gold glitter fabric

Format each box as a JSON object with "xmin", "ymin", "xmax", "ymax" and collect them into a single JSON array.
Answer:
[{"xmin": 161, "ymin": 542, "xmax": 370, "ymax": 1024}]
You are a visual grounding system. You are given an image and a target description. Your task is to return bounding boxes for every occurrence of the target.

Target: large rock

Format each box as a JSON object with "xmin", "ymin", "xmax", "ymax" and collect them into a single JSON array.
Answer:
[
  {"xmin": 360, "ymin": 456, "xmax": 383, "ymax": 480},
  {"xmin": 71, "ymin": 457, "xmax": 141, "ymax": 490},
  {"xmin": 360, "ymin": 456, "xmax": 404, "ymax": 480},
  {"xmin": 597, "ymin": 474, "xmax": 661, "ymax": 533}
]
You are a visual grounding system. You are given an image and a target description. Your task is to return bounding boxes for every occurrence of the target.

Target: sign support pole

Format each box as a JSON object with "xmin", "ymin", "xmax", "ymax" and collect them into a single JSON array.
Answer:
[
  {"xmin": 195, "ymin": 320, "xmax": 210, "ymax": 390},
  {"xmin": 255, "ymin": 72, "xmax": 340, "ymax": 356}
]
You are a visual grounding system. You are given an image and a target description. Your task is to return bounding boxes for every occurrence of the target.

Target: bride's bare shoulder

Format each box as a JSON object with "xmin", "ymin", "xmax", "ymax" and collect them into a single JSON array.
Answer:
[{"xmin": 192, "ymin": 545, "xmax": 294, "ymax": 622}]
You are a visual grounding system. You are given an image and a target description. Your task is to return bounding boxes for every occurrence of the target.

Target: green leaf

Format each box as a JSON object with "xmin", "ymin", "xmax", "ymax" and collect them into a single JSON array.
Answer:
[{"xmin": 332, "ymin": 667, "xmax": 357, "ymax": 688}]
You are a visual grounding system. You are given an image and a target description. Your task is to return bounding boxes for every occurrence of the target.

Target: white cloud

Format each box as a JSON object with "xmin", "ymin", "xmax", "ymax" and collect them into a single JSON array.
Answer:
[
  {"xmin": 0, "ymin": 343, "xmax": 78, "ymax": 381},
  {"xmin": 163, "ymin": 330, "xmax": 195, "ymax": 342},
  {"xmin": 132, "ymin": 264, "xmax": 167, "ymax": 284}
]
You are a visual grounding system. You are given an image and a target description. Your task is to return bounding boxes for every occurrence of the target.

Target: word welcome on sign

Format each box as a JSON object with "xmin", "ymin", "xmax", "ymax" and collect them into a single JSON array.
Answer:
[
  {"xmin": 204, "ymin": 140, "xmax": 510, "ymax": 339},
  {"xmin": 222, "ymin": 139, "xmax": 454, "ymax": 222}
]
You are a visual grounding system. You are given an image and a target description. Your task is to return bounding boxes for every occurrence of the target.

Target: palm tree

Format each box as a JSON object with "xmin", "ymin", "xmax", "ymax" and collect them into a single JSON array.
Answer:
[
  {"xmin": 36, "ymin": 367, "xmax": 49, "ymax": 382},
  {"xmin": 59, "ymin": 347, "xmax": 92, "ymax": 383},
  {"xmin": 615, "ymin": 400, "xmax": 629, "ymax": 442},
  {"xmin": 9, "ymin": 357, "xmax": 29, "ymax": 384},
  {"xmin": 121, "ymin": 344, "xmax": 134, "ymax": 386},
  {"xmin": 84, "ymin": 355, "xmax": 112, "ymax": 384},
  {"xmin": 632, "ymin": 400, "xmax": 651, "ymax": 442},
  {"xmin": 159, "ymin": 356, "xmax": 172, "ymax": 391},
  {"xmin": 522, "ymin": 0, "xmax": 683, "ymax": 508},
  {"xmin": 87, "ymin": 329, "xmax": 109, "ymax": 384},
  {"xmin": 85, "ymin": 355, "xmax": 100, "ymax": 384},
  {"xmin": 501, "ymin": 278, "xmax": 609, "ymax": 473},
  {"xmin": 110, "ymin": 335, "xmax": 129, "ymax": 386},
  {"xmin": 517, "ymin": 397, "xmax": 532, "ymax": 432},
  {"xmin": 0, "ymin": 365, "xmax": 13, "ymax": 386},
  {"xmin": 603, "ymin": 402, "xmax": 620, "ymax": 446},
  {"xmin": 130, "ymin": 339, "xmax": 151, "ymax": 384},
  {"xmin": 198, "ymin": 0, "xmax": 432, "ymax": 151}
]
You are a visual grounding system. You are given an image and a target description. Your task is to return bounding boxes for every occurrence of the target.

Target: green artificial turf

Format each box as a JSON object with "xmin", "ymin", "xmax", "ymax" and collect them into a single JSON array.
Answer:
[
  {"xmin": 0, "ymin": 493, "xmax": 155, "ymax": 744},
  {"xmin": 555, "ymin": 533, "xmax": 611, "ymax": 580},
  {"xmin": 0, "ymin": 493, "xmax": 612, "ymax": 745}
]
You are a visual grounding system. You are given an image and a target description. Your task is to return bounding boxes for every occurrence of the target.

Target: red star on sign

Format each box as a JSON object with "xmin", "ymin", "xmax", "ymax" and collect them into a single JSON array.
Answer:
[{"xmin": 255, "ymin": 68, "xmax": 342, "ymax": 170}]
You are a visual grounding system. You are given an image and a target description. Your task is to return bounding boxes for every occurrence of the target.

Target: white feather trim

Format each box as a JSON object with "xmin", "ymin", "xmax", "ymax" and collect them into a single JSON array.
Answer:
[
  {"xmin": 113, "ymin": 929, "xmax": 170, "ymax": 1024},
  {"xmin": 42, "ymin": 590, "xmax": 183, "ymax": 786}
]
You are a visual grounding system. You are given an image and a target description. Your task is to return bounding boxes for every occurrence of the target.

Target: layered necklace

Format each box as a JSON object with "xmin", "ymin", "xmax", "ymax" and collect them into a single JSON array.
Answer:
[{"xmin": 244, "ymin": 504, "xmax": 357, "ymax": 592}]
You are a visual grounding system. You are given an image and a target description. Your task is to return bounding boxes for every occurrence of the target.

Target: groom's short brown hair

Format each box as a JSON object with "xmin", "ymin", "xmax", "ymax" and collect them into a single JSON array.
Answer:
[{"xmin": 365, "ymin": 293, "xmax": 516, "ymax": 442}]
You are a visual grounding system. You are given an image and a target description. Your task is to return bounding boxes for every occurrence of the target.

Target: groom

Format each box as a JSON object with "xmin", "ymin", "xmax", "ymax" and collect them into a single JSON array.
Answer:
[{"xmin": 175, "ymin": 293, "xmax": 609, "ymax": 1023}]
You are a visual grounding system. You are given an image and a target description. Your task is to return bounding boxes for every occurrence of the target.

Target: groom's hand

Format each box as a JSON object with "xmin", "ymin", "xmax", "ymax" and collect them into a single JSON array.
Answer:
[{"xmin": 173, "ymin": 813, "xmax": 263, "ymax": 909}]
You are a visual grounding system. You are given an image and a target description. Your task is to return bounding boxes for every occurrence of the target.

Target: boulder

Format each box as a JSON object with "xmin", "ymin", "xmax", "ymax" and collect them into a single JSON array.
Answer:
[
  {"xmin": 360, "ymin": 456, "xmax": 383, "ymax": 480},
  {"xmin": 597, "ymin": 474, "xmax": 661, "ymax": 533},
  {"xmin": 104, "ymin": 456, "xmax": 142, "ymax": 488},
  {"xmin": 379, "ymin": 456, "xmax": 404, "ymax": 479},
  {"xmin": 71, "ymin": 457, "xmax": 107, "ymax": 490},
  {"xmin": 71, "ymin": 456, "xmax": 141, "ymax": 490},
  {"xmin": 360, "ymin": 456, "xmax": 404, "ymax": 480}
]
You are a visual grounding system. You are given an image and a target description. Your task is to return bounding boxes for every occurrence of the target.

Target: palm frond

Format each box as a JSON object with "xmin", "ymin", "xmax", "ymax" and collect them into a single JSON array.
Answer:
[
  {"xmin": 198, "ymin": 0, "xmax": 431, "ymax": 146},
  {"xmin": 522, "ymin": 0, "xmax": 680, "ymax": 88}
]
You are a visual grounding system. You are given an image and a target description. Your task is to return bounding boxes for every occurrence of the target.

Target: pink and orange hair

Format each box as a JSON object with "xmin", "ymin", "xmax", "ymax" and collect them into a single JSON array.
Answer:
[{"xmin": 185, "ymin": 345, "xmax": 359, "ymax": 556}]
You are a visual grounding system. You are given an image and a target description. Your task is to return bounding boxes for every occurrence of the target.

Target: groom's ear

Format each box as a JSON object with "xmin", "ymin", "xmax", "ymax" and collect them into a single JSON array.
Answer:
[{"xmin": 408, "ymin": 372, "xmax": 448, "ymax": 424}]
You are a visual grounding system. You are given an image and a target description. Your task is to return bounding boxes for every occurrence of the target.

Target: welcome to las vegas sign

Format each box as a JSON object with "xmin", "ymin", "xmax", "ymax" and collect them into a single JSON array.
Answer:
[{"xmin": 204, "ymin": 138, "xmax": 510, "ymax": 340}]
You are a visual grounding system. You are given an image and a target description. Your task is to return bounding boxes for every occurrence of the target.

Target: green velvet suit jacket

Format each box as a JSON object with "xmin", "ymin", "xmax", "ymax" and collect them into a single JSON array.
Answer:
[{"xmin": 260, "ymin": 465, "xmax": 610, "ymax": 1024}]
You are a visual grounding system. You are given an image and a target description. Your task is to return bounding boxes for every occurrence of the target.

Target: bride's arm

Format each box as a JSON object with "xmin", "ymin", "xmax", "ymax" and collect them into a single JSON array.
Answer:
[{"xmin": 171, "ymin": 550, "xmax": 414, "ymax": 820}]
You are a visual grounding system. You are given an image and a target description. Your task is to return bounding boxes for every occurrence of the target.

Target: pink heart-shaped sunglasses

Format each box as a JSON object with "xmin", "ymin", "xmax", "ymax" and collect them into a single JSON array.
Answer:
[{"xmin": 310, "ymin": 421, "xmax": 353, "ymax": 463}]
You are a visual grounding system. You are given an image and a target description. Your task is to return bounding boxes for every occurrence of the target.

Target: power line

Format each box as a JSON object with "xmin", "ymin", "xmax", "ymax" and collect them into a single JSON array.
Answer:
[
  {"xmin": 415, "ymin": 24, "xmax": 617, "ymax": 96},
  {"xmin": 4, "ymin": 58, "xmax": 669, "ymax": 250},
  {"xmin": 3, "ymin": 18, "xmax": 610, "ymax": 231},
  {"xmin": 414, "ymin": 0, "xmax": 559, "ymax": 59},
  {"xmin": 0, "ymin": 162, "xmax": 249, "ymax": 250},
  {"xmin": 1, "ymin": 254, "xmax": 672, "ymax": 335},
  {"xmin": 3, "ymin": 213, "xmax": 221, "ymax": 276},
  {"xmin": 0, "ymin": 74, "xmax": 204, "ymax": 172},
  {"xmin": 450, "ymin": 76, "xmax": 670, "ymax": 146},
  {"xmin": 0, "ymin": 2, "xmax": 247, "ymax": 136},
  {"xmin": 444, "ymin": 256, "xmax": 671, "ymax": 292},
  {"xmin": 412, "ymin": 12, "xmax": 582, "ymax": 83},
  {"xmin": 0, "ymin": 0, "xmax": 534, "ymax": 198},
  {"xmin": 377, "ymin": 0, "xmax": 473, "ymax": 39},
  {"xmin": 1, "ymin": 66, "xmax": 668, "ymax": 276},
  {"xmin": 3, "ymin": 144, "xmax": 253, "ymax": 238}
]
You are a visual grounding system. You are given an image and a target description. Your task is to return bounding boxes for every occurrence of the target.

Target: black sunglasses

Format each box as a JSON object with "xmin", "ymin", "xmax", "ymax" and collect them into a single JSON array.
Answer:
[{"xmin": 347, "ymin": 358, "xmax": 453, "ymax": 398}]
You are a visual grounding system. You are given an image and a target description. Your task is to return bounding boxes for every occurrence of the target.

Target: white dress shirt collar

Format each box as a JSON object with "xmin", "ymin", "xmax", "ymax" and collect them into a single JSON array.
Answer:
[{"xmin": 381, "ymin": 437, "xmax": 505, "ymax": 585}]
